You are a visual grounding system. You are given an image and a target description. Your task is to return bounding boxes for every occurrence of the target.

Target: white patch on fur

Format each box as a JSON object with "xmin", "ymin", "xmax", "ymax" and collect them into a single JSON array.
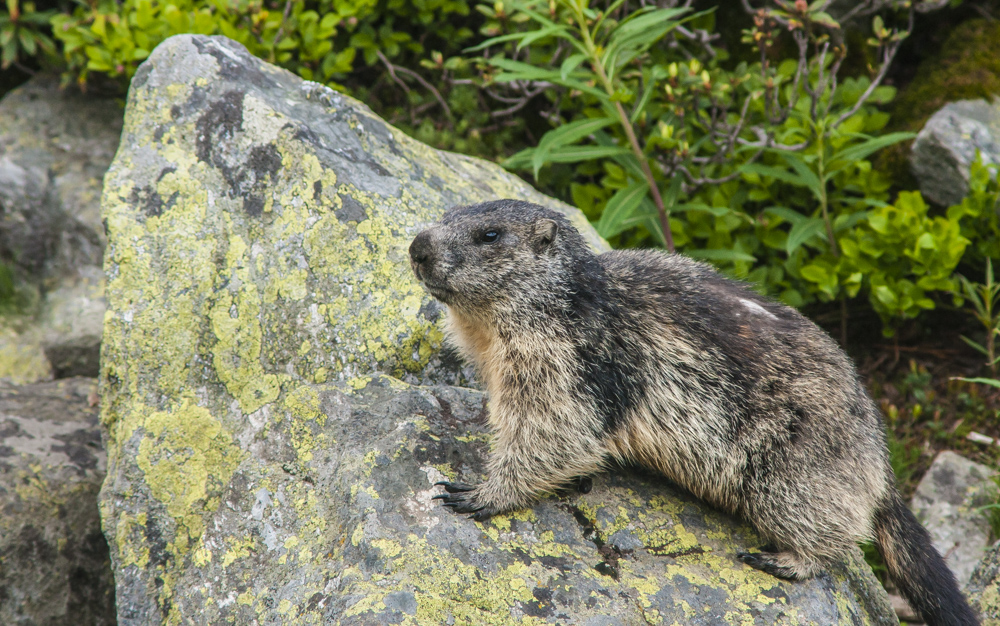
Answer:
[{"xmin": 739, "ymin": 298, "xmax": 778, "ymax": 320}]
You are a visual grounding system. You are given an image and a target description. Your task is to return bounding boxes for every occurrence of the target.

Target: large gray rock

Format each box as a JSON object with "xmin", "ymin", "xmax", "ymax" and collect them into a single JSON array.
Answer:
[
  {"xmin": 0, "ymin": 377, "xmax": 115, "ymax": 625},
  {"xmin": 99, "ymin": 34, "xmax": 897, "ymax": 625},
  {"xmin": 0, "ymin": 76, "xmax": 122, "ymax": 382},
  {"xmin": 911, "ymin": 99, "xmax": 1000, "ymax": 207},
  {"xmin": 911, "ymin": 451, "xmax": 997, "ymax": 590}
]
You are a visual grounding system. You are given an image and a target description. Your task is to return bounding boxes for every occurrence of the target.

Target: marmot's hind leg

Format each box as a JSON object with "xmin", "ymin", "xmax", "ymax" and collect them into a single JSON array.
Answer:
[{"xmin": 737, "ymin": 548, "xmax": 823, "ymax": 580}]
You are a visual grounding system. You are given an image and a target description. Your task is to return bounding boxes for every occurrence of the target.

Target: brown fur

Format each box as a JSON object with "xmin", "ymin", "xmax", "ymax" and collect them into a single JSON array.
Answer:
[{"xmin": 409, "ymin": 200, "xmax": 978, "ymax": 626}]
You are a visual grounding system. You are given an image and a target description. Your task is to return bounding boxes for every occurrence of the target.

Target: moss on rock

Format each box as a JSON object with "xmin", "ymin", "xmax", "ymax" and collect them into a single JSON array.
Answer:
[{"xmin": 892, "ymin": 19, "xmax": 1000, "ymax": 134}]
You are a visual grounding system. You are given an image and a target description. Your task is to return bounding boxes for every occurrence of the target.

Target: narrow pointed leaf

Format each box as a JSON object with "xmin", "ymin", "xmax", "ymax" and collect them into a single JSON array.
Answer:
[
  {"xmin": 537, "ymin": 116, "xmax": 617, "ymax": 155},
  {"xmin": 954, "ymin": 377, "xmax": 1000, "ymax": 388},
  {"xmin": 597, "ymin": 180, "xmax": 649, "ymax": 238},
  {"xmin": 544, "ymin": 145, "xmax": 632, "ymax": 164},
  {"xmin": 785, "ymin": 217, "xmax": 827, "ymax": 255},
  {"xmin": 764, "ymin": 206, "xmax": 808, "ymax": 225},
  {"xmin": 741, "ymin": 163, "xmax": 810, "ymax": 189},
  {"xmin": 828, "ymin": 132, "xmax": 916, "ymax": 175},
  {"xmin": 560, "ymin": 53, "xmax": 587, "ymax": 81},
  {"xmin": 777, "ymin": 153, "xmax": 822, "ymax": 197},
  {"xmin": 685, "ymin": 248, "xmax": 757, "ymax": 263}
]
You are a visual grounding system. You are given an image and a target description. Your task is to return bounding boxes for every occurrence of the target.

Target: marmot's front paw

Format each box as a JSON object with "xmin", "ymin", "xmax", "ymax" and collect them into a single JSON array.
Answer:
[{"xmin": 432, "ymin": 481, "xmax": 498, "ymax": 521}]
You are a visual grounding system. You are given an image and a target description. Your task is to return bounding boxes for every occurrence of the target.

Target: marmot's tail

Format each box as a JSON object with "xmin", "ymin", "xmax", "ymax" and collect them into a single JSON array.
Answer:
[{"xmin": 873, "ymin": 490, "xmax": 979, "ymax": 626}]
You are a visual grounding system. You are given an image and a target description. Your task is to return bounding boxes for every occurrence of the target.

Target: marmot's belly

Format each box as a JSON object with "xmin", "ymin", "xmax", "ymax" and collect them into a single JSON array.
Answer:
[{"xmin": 603, "ymin": 406, "xmax": 743, "ymax": 513}]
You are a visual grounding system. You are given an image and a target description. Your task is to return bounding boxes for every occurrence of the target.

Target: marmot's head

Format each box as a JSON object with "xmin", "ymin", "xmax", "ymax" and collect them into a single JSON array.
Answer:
[{"xmin": 409, "ymin": 200, "xmax": 591, "ymax": 313}]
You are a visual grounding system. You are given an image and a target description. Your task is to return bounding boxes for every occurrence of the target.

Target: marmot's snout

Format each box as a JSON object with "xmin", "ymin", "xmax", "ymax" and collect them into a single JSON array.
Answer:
[{"xmin": 409, "ymin": 230, "xmax": 435, "ymax": 282}]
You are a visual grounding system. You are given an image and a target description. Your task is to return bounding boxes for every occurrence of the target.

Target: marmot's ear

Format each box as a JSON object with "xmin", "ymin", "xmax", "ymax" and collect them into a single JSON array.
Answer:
[{"xmin": 532, "ymin": 219, "xmax": 558, "ymax": 253}]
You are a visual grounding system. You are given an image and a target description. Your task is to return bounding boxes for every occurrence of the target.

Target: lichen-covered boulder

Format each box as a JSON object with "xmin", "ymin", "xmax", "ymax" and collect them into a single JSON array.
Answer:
[
  {"xmin": 100, "ymin": 33, "xmax": 897, "ymax": 625},
  {"xmin": 970, "ymin": 542, "xmax": 1000, "ymax": 625},
  {"xmin": 910, "ymin": 99, "xmax": 1000, "ymax": 207},
  {"xmin": 0, "ymin": 76, "xmax": 122, "ymax": 382},
  {"xmin": 0, "ymin": 377, "xmax": 115, "ymax": 625}
]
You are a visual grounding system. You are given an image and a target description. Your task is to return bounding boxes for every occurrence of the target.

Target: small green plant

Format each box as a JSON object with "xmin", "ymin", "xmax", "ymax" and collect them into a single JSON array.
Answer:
[
  {"xmin": 475, "ymin": 0, "xmax": 707, "ymax": 250},
  {"xmin": 838, "ymin": 191, "xmax": 970, "ymax": 337},
  {"xmin": 971, "ymin": 473, "xmax": 1000, "ymax": 544},
  {"xmin": 956, "ymin": 258, "xmax": 1000, "ymax": 375},
  {"xmin": 0, "ymin": 0, "xmax": 56, "ymax": 70}
]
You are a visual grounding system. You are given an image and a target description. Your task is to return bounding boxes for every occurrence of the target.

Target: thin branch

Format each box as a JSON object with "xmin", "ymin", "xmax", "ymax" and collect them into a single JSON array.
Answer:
[
  {"xmin": 375, "ymin": 50, "xmax": 454, "ymax": 127},
  {"xmin": 490, "ymin": 86, "xmax": 548, "ymax": 117},
  {"xmin": 831, "ymin": 9, "xmax": 911, "ymax": 128},
  {"xmin": 271, "ymin": 0, "xmax": 294, "ymax": 51}
]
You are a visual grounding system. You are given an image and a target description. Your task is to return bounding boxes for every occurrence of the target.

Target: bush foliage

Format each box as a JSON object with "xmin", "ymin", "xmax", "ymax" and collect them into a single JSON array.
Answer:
[{"xmin": 2, "ymin": 0, "xmax": 998, "ymax": 345}]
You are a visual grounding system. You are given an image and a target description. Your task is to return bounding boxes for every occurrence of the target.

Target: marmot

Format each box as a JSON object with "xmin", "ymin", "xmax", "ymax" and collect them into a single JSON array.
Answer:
[{"xmin": 408, "ymin": 199, "xmax": 978, "ymax": 626}]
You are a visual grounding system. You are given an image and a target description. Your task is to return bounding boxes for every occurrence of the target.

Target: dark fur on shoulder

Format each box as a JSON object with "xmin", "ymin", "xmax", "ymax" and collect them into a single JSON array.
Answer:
[{"xmin": 409, "ymin": 199, "xmax": 978, "ymax": 626}]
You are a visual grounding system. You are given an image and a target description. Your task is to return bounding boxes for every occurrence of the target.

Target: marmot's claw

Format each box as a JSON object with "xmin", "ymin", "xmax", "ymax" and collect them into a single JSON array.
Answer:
[
  {"xmin": 736, "ymin": 551, "xmax": 760, "ymax": 566},
  {"xmin": 433, "ymin": 483, "xmax": 499, "ymax": 521},
  {"xmin": 469, "ymin": 508, "xmax": 497, "ymax": 522},
  {"xmin": 736, "ymin": 550, "xmax": 798, "ymax": 580},
  {"xmin": 437, "ymin": 494, "xmax": 484, "ymax": 514},
  {"xmin": 434, "ymin": 481, "xmax": 475, "ymax": 493}
]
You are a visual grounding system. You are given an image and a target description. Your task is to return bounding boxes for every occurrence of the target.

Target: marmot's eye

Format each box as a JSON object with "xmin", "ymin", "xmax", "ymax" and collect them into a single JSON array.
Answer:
[{"xmin": 479, "ymin": 230, "xmax": 500, "ymax": 244}]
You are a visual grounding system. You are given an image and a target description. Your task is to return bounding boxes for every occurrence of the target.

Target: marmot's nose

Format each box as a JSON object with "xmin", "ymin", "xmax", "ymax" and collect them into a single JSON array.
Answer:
[{"xmin": 409, "ymin": 230, "xmax": 434, "ymax": 267}]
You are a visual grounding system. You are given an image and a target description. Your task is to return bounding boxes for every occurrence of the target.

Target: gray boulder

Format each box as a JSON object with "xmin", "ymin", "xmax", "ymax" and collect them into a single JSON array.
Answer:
[
  {"xmin": 0, "ymin": 377, "xmax": 115, "ymax": 625},
  {"xmin": 0, "ymin": 76, "xmax": 122, "ymax": 382},
  {"xmin": 911, "ymin": 450, "xmax": 997, "ymax": 590},
  {"xmin": 99, "ymin": 33, "xmax": 897, "ymax": 625},
  {"xmin": 910, "ymin": 99, "xmax": 1000, "ymax": 207}
]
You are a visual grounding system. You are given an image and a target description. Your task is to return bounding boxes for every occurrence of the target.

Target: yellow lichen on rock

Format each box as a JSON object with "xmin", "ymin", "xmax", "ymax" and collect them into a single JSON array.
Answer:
[{"xmin": 136, "ymin": 399, "xmax": 244, "ymax": 553}]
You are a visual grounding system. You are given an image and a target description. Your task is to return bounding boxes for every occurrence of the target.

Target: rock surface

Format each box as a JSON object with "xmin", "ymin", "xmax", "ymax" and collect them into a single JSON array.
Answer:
[
  {"xmin": 911, "ymin": 450, "xmax": 997, "ymax": 590},
  {"xmin": 99, "ymin": 34, "xmax": 898, "ymax": 625},
  {"xmin": 0, "ymin": 76, "xmax": 122, "ymax": 382},
  {"xmin": 910, "ymin": 99, "xmax": 1000, "ymax": 207},
  {"xmin": 0, "ymin": 377, "xmax": 115, "ymax": 625},
  {"xmin": 970, "ymin": 541, "xmax": 1000, "ymax": 625}
]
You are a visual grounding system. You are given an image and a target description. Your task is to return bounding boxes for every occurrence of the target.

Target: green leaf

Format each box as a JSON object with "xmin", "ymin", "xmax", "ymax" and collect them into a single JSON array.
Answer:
[
  {"xmin": 537, "ymin": 117, "xmax": 617, "ymax": 153},
  {"xmin": 800, "ymin": 265, "xmax": 829, "ymax": 284},
  {"xmin": 593, "ymin": 130, "xmax": 646, "ymax": 180},
  {"xmin": 873, "ymin": 285, "xmax": 898, "ymax": 308},
  {"xmin": 741, "ymin": 163, "xmax": 812, "ymax": 190},
  {"xmin": 915, "ymin": 232, "xmax": 936, "ymax": 250},
  {"xmin": 764, "ymin": 206, "xmax": 808, "ymax": 226},
  {"xmin": 685, "ymin": 248, "xmax": 757, "ymax": 263},
  {"xmin": 602, "ymin": 7, "xmax": 700, "ymax": 79},
  {"xmin": 501, "ymin": 147, "xmax": 534, "ymax": 170},
  {"xmin": 596, "ymin": 180, "xmax": 649, "ymax": 238},
  {"xmin": 18, "ymin": 30, "xmax": 36, "ymax": 56},
  {"xmin": 489, "ymin": 58, "xmax": 604, "ymax": 98},
  {"xmin": 828, "ymin": 132, "xmax": 915, "ymax": 177},
  {"xmin": 516, "ymin": 24, "xmax": 568, "ymax": 50},
  {"xmin": 953, "ymin": 377, "xmax": 1000, "ymax": 389},
  {"xmin": 630, "ymin": 65, "xmax": 666, "ymax": 123},
  {"xmin": 959, "ymin": 335, "xmax": 989, "ymax": 356},
  {"xmin": 786, "ymin": 217, "xmax": 827, "ymax": 255},
  {"xmin": 560, "ymin": 53, "xmax": 586, "ymax": 80},
  {"xmin": 673, "ymin": 203, "xmax": 734, "ymax": 218},
  {"xmin": 776, "ymin": 152, "xmax": 822, "ymax": 198},
  {"xmin": 533, "ymin": 116, "xmax": 617, "ymax": 177},
  {"xmin": 543, "ymin": 145, "xmax": 632, "ymax": 164}
]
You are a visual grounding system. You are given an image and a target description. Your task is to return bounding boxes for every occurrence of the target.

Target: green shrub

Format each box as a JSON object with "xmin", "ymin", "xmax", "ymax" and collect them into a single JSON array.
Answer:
[
  {"xmin": 469, "ymin": 0, "xmax": 998, "ymax": 337},
  {"xmin": 1, "ymin": 0, "xmax": 56, "ymax": 70},
  {"xmin": 50, "ymin": 0, "xmax": 472, "ymax": 85},
  {"xmin": 3, "ymin": 0, "xmax": 997, "ymax": 339}
]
